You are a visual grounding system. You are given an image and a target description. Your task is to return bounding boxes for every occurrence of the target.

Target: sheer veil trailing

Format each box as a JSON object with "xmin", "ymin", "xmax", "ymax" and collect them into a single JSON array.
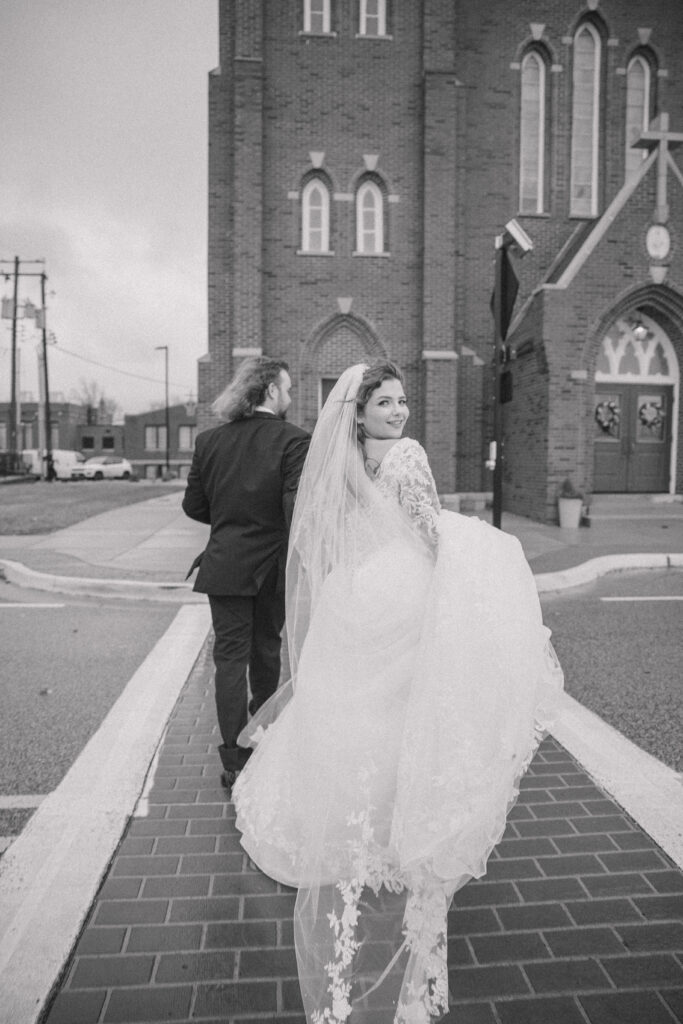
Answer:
[{"xmin": 234, "ymin": 364, "xmax": 564, "ymax": 1023}]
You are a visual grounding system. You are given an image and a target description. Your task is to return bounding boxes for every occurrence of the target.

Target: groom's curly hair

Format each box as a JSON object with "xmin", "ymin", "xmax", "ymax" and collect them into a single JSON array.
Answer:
[
  {"xmin": 212, "ymin": 357, "xmax": 289, "ymax": 422},
  {"xmin": 355, "ymin": 361, "xmax": 405, "ymax": 443}
]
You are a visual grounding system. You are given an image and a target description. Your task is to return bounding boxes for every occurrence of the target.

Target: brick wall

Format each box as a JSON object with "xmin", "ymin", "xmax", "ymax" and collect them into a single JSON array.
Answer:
[{"xmin": 203, "ymin": 0, "xmax": 683, "ymax": 518}]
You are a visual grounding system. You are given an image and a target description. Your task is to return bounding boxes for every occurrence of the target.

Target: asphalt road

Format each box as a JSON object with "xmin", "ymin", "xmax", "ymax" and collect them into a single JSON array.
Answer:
[
  {"xmin": 0, "ymin": 582, "xmax": 179, "ymax": 846},
  {"xmin": 541, "ymin": 567, "xmax": 683, "ymax": 773},
  {"xmin": 1, "ymin": 567, "xmax": 679, "ymax": 853}
]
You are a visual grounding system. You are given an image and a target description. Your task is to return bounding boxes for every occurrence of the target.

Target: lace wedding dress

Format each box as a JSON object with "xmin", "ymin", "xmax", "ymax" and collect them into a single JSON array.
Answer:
[{"xmin": 234, "ymin": 390, "xmax": 563, "ymax": 1024}]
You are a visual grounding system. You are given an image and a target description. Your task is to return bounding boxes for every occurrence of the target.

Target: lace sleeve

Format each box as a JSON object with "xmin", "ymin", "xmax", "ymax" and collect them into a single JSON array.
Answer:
[{"xmin": 395, "ymin": 440, "xmax": 441, "ymax": 550}]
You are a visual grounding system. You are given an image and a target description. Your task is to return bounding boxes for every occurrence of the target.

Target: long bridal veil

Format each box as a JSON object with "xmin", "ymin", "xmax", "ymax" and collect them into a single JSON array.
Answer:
[{"xmin": 234, "ymin": 365, "xmax": 564, "ymax": 1023}]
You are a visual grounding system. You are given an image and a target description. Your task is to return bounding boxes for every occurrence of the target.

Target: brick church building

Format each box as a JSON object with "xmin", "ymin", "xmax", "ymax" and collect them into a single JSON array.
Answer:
[{"xmin": 198, "ymin": 0, "xmax": 683, "ymax": 522}]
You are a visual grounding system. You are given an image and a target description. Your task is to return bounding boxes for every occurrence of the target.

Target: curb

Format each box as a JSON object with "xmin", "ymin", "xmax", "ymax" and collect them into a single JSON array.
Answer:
[
  {"xmin": 0, "ymin": 559, "xmax": 207, "ymax": 603},
  {"xmin": 3, "ymin": 552, "xmax": 683, "ymax": 600},
  {"xmin": 0, "ymin": 605, "xmax": 213, "ymax": 1024},
  {"xmin": 534, "ymin": 551, "xmax": 683, "ymax": 592},
  {"xmin": 551, "ymin": 692, "xmax": 683, "ymax": 870}
]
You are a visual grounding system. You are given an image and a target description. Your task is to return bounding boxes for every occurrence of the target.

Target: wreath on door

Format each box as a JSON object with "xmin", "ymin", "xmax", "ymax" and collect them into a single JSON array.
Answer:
[
  {"xmin": 638, "ymin": 401, "xmax": 665, "ymax": 430},
  {"xmin": 594, "ymin": 400, "xmax": 620, "ymax": 435}
]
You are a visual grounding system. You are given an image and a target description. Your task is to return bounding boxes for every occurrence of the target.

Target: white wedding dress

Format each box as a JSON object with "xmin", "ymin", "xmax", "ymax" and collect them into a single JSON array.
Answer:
[{"xmin": 234, "ymin": 430, "xmax": 563, "ymax": 1024}]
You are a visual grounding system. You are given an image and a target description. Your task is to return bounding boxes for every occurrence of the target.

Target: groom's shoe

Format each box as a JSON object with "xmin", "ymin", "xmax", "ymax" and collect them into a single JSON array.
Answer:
[{"xmin": 221, "ymin": 769, "xmax": 240, "ymax": 796}]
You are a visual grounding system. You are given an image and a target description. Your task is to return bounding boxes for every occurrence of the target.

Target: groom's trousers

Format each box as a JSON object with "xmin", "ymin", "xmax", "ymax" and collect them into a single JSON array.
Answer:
[{"xmin": 207, "ymin": 560, "xmax": 284, "ymax": 771}]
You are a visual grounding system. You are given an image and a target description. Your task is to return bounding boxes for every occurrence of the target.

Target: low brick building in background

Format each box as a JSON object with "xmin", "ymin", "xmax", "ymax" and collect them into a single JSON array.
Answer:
[
  {"xmin": 75, "ymin": 422, "xmax": 125, "ymax": 457},
  {"xmin": 123, "ymin": 404, "xmax": 198, "ymax": 480},
  {"xmin": 1, "ymin": 401, "xmax": 196, "ymax": 480},
  {"xmin": 0, "ymin": 399, "xmax": 123, "ymax": 460},
  {"xmin": 199, "ymin": 0, "xmax": 683, "ymax": 522}
]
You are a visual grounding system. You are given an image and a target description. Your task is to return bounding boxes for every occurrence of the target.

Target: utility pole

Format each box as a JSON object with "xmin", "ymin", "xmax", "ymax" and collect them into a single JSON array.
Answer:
[
  {"xmin": 9, "ymin": 257, "xmax": 19, "ymax": 468},
  {"xmin": 1, "ymin": 257, "xmax": 46, "ymax": 473},
  {"xmin": 155, "ymin": 345, "xmax": 170, "ymax": 474}
]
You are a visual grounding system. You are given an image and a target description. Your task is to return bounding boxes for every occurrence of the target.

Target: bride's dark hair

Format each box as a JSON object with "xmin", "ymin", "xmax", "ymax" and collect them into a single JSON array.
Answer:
[{"xmin": 355, "ymin": 360, "xmax": 404, "ymax": 443}]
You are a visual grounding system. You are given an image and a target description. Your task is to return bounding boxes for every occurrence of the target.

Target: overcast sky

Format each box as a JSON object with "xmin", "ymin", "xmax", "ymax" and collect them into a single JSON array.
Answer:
[{"xmin": 0, "ymin": 0, "xmax": 217, "ymax": 416}]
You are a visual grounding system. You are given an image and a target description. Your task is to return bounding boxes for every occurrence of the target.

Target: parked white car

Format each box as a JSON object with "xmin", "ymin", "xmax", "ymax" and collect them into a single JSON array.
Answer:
[{"xmin": 73, "ymin": 455, "xmax": 134, "ymax": 480}]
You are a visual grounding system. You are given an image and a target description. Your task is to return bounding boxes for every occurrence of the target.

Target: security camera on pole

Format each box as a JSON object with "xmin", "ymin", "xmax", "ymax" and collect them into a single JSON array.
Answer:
[{"xmin": 488, "ymin": 220, "xmax": 533, "ymax": 530}]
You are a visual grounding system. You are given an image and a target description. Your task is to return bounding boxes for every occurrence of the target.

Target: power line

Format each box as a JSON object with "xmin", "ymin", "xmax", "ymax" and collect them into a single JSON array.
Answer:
[{"xmin": 50, "ymin": 343, "xmax": 187, "ymax": 389}]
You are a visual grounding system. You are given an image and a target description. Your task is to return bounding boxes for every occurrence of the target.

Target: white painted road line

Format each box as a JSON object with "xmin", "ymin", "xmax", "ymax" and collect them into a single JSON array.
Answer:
[
  {"xmin": 551, "ymin": 692, "xmax": 683, "ymax": 871},
  {"xmin": 0, "ymin": 603, "xmax": 65, "ymax": 609},
  {"xmin": 0, "ymin": 602, "xmax": 212, "ymax": 1024},
  {"xmin": 600, "ymin": 595, "xmax": 683, "ymax": 601},
  {"xmin": 0, "ymin": 796, "xmax": 46, "ymax": 810}
]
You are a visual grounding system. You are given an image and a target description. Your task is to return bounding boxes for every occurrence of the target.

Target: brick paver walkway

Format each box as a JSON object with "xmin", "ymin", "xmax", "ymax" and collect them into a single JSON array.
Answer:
[{"xmin": 42, "ymin": 641, "xmax": 683, "ymax": 1024}]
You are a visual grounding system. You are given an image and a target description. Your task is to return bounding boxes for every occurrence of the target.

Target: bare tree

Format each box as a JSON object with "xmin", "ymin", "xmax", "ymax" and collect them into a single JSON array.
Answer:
[{"xmin": 70, "ymin": 378, "xmax": 121, "ymax": 424}]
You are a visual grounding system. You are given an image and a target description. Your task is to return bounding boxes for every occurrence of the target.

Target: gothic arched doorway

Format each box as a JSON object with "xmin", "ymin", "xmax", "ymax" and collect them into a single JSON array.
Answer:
[
  {"xmin": 593, "ymin": 313, "xmax": 678, "ymax": 492},
  {"xmin": 298, "ymin": 312, "xmax": 387, "ymax": 433}
]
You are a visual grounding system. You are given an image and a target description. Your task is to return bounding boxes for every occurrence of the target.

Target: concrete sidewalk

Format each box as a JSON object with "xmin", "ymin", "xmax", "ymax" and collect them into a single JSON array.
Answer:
[
  {"xmin": 0, "ymin": 489, "xmax": 210, "ymax": 601},
  {"xmin": 1, "ymin": 489, "xmax": 683, "ymax": 598},
  {"xmin": 1, "ymin": 490, "xmax": 682, "ymax": 1024}
]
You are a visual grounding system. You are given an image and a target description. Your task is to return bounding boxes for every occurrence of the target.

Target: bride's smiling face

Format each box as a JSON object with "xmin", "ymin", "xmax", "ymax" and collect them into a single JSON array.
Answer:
[{"xmin": 358, "ymin": 378, "xmax": 409, "ymax": 440}]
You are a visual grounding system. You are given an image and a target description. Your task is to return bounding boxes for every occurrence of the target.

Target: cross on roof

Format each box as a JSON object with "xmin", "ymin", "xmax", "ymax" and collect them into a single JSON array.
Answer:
[{"xmin": 633, "ymin": 112, "xmax": 683, "ymax": 224}]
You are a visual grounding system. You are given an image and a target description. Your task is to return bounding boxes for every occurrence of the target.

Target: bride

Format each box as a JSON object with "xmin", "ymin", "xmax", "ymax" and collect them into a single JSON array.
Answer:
[{"xmin": 233, "ymin": 361, "xmax": 563, "ymax": 1023}]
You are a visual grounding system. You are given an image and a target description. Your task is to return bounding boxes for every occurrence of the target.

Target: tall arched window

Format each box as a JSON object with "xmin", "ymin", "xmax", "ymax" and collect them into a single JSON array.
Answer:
[
  {"xmin": 359, "ymin": 0, "xmax": 386, "ymax": 37},
  {"xmin": 301, "ymin": 177, "xmax": 331, "ymax": 253},
  {"xmin": 304, "ymin": 0, "xmax": 330, "ymax": 35},
  {"xmin": 570, "ymin": 22, "xmax": 601, "ymax": 217},
  {"xmin": 625, "ymin": 55, "xmax": 651, "ymax": 180},
  {"xmin": 519, "ymin": 50, "xmax": 546, "ymax": 214},
  {"xmin": 355, "ymin": 180, "xmax": 384, "ymax": 253}
]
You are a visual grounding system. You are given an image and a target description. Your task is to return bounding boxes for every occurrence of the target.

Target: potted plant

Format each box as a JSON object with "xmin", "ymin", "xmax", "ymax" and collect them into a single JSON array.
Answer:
[{"xmin": 557, "ymin": 478, "xmax": 584, "ymax": 529}]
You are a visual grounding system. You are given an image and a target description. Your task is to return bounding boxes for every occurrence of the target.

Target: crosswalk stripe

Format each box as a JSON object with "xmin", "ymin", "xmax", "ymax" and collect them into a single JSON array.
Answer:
[
  {"xmin": 0, "ymin": 603, "xmax": 65, "ymax": 609},
  {"xmin": 0, "ymin": 795, "xmax": 46, "ymax": 809}
]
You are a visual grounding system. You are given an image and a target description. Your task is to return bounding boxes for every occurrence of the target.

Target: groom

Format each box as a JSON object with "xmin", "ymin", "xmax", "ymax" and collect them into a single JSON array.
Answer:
[{"xmin": 182, "ymin": 357, "xmax": 310, "ymax": 794}]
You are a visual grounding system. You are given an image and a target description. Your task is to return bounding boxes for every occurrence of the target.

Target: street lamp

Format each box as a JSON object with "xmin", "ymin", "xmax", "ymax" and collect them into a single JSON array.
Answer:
[
  {"xmin": 490, "ymin": 220, "xmax": 533, "ymax": 530},
  {"xmin": 40, "ymin": 272, "xmax": 55, "ymax": 480},
  {"xmin": 630, "ymin": 316, "xmax": 649, "ymax": 343},
  {"xmin": 155, "ymin": 345, "xmax": 170, "ymax": 475}
]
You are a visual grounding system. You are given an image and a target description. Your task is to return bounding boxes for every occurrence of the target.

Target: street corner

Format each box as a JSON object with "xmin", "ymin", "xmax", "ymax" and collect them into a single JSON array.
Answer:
[{"xmin": 0, "ymin": 558, "xmax": 208, "ymax": 603}]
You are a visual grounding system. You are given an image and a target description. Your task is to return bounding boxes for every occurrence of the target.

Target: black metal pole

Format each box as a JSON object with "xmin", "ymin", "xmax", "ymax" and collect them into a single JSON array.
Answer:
[
  {"xmin": 491, "ymin": 244, "xmax": 504, "ymax": 530},
  {"xmin": 40, "ymin": 272, "xmax": 54, "ymax": 481},
  {"xmin": 164, "ymin": 347, "xmax": 170, "ymax": 474}
]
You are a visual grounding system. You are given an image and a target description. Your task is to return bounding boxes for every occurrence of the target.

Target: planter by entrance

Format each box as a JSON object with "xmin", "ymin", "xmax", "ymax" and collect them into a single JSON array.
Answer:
[{"xmin": 558, "ymin": 496, "xmax": 582, "ymax": 529}]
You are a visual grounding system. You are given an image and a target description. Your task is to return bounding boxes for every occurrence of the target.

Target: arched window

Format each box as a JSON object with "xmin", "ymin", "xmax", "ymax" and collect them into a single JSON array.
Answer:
[
  {"xmin": 570, "ymin": 22, "xmax": 601, "ymax": 217},
  {"xmin": 355, "ymin": 180, "xmax": 384, "ymax": 254},
  {"xmin": 301, "ymin": 177, "xmax": 331, "ymax": 253},
  {"xmin": 304, "ymin": 0, "xmax": 330, "ymax": 35},
  {"xmin": 519, "ymin": 50, "xmax": 546, "ymax": 214},
  {"xmin": 359, "ymin": 0, "xmax": 386, "ymax": 37},
  {"xmin": 625, "ymin": 55, "xmax": 651, "ymax": 180}
]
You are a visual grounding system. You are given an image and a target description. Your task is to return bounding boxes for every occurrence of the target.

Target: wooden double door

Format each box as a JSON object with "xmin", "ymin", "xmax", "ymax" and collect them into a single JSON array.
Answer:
[{"xmin": 593, "ymin": 383, "xmax": 673, "ymax": 492}]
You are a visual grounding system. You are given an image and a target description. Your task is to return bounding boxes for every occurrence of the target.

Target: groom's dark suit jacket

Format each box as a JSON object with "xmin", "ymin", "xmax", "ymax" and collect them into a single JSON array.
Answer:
[{"xmin": 182, "ymin": 412, "xmax": 310, "ymax": 596}]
